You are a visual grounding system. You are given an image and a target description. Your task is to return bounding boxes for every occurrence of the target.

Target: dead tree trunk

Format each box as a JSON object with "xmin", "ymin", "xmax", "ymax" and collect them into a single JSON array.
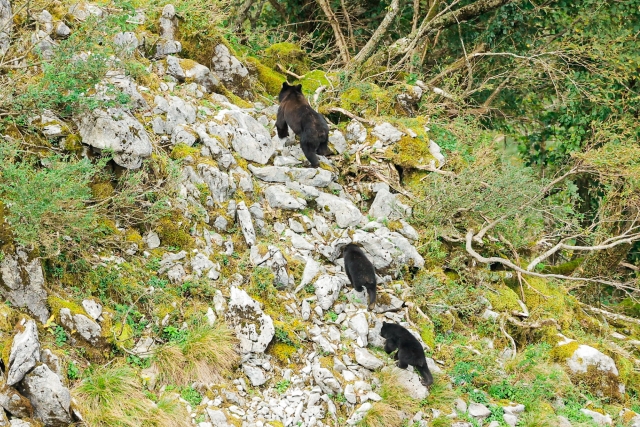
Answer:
[
  {"xmin": 234, "ymin": 0, "xmax": 257, "ymax": 31},
  {"xmin": 316, "ymin": 0, "xmax": 351, "ymax": 64},
  {"xmin": 349, "ymin": 0, "xmax": 401, "ymax": 69}
]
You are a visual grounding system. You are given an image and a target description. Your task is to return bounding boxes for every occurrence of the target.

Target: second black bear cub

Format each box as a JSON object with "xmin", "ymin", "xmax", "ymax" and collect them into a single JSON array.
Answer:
[
  {"xmin": 277, "ymin": 82, "xmax": 331, "ymax": 168},
  {"xmin": 343, "ymin": 243, "xmax": 377, "ymax": 310},
  {"xmin": 380, "ymin": 321, "xmax": 433, "ymax": 387}
]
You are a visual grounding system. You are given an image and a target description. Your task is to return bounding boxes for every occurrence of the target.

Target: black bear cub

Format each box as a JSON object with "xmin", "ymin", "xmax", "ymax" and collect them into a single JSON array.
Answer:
[
  {"xmin": 380, "ymin": 321, "xmax": 433, "ymax": 387},
  {"xmin": 343, "ymin": 243, "xmax": 377, "ymax": 310},
  {"xmin": 276, "ymin": 82, "xmax": 331, "ymax": 168}
]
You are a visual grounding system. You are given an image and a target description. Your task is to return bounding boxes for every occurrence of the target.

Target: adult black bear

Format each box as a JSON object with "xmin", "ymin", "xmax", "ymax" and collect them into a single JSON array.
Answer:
[
  {"xmin": 380, "ymin": 321, "xmax": 433, "ymax": 387},
  {"xmin": 343, "ymin": 243, "xmax": 377, "ymax": 310},
  {"xmin": 276, "ymin": 82, "xmax": 331, "ymax": 168}
]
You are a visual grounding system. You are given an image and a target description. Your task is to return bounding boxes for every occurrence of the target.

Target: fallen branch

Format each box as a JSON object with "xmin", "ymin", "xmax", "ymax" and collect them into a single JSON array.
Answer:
[
  {"xmin": 526, "ymin": 232, "xmax": 640, "ymax": 271},
  {"xmin": 326, "ymin": 107, "xmax": 376, "ymax": 125},
  {"xmin": 415, "ymin": 80, "xmax": 457, "ymax": 100},
  {"xmin": 276, "ymin": 63, "xmax": 305, "ymax": 80},
  {"xmin": 506, "ymin": 315, "xmax": 560, "ymax": 330},
  {"xmin": 499, "ymin": 317, "xmax": 517, "ymax": 359},
  {"xmin": 621, "ymin": 262, "xmax": 639, "ymax": 272},
  {"xmin": 415, "ymin": 164, "xmax": 457, "ymax": 177},
  {"xmin": 581, "ymin": 304, "xmax": 640, "ymax": 327},
  {"xmin": 465, "ymin": 229, "xmax": 636, "ymax": 288}
]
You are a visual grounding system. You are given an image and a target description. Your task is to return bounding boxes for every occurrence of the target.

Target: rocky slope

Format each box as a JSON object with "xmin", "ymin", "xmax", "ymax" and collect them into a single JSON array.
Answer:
[{"xmin": 0, "ymin": 2, "xmax": 639, "ymax": 427}]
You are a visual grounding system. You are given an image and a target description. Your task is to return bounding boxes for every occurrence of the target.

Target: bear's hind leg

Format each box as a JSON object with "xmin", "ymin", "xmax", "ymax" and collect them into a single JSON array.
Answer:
[
  {"xmin": 301, "ymin": 141, "xmax": 320, "ymax": 168},
  {"xmin": 276, "ymin": 109, "xmax": 289, "ymax": 138}
]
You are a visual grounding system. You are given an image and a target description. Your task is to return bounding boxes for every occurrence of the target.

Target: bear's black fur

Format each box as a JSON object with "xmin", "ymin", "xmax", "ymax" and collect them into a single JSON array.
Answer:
[
  {"xmin": 380, "ymin": 321, "xmax": 433, "ymax": 387},
  {"xmin": 343, "ymin": 243, "xmax": 377, "ymax": 310},
  {"xmin": 276, "ymin": 82, "xmax": 331, "ymax": 168}
]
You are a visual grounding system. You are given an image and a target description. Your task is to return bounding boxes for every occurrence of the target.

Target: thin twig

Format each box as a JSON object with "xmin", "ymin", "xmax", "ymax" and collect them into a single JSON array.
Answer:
[{"xmin": 276, "ymin": 63, "xmax": 305, "ymax": 80}]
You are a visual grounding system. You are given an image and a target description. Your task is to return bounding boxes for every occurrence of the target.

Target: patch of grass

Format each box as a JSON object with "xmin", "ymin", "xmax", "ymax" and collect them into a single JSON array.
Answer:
[
  {"xmin": 275, "ymin": 380, "xmax": 290, "ymax": 393},
  {"xmin": 358, "ymin": 402, "xmax": 403, "ymax": 427},
  {"xmin": 73, "ymin": 364, "xmax": 189, "ymax": 427},
  {"xmin": 420, "ymin": 375, "xmax": 457, "ymax": 411},
  {"xmin": 180, "ymin": 386, "xmax": 203, "ymax": 406},
  {"xmin": 152, "ymin": 320, "xmax": 238, "ymax": 387},
  {"xmin": 375, "ymin": 369, "xmax": 420, "ymax": 414},
  {"xmin": 67, "ymin": 361, "xmax": 80, "ymax": 380}
]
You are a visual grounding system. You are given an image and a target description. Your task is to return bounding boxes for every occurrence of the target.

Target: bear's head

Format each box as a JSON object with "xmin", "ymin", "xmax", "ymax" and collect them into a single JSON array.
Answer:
[
  {"xmin": 380, "ymin": 321, "xmax": 390, "ymax": 338},
  {"xmin": 279, "ymin": 81, "xmax": 303, "ymax": 102}
]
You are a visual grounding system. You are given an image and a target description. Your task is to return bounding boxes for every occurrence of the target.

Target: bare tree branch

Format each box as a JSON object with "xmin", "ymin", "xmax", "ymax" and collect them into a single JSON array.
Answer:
[
  {"xmin": 339, "ymin": 0, "xmax": 355, "ymax": 49},
  {"xmin": 349, "ymin": 0, "xmax": 401, "ymax": 69},
  {"xmin": 526, "ymin": 232, "xmax": 640, "ymax": 272},
  {"xmin": 396, "ymin": 0, "xmax": 514, "ymax": 69}
]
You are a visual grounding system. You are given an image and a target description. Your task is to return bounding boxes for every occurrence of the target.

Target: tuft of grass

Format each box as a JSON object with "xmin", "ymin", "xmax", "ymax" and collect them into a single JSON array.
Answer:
[
  {"xmin": 375, "ymin": 369, "xmax": 420, "ymax": 414},
  {"xmin": 358, "ymin": 402, "xmax": 403, "ymax": 427},
  {"xmin": 152, "ymin": 320, "xmax": 238, "ymax": 387},
  {"xmin": 72, "ymin": 364, "xmax": 189, "ymax": 427}
]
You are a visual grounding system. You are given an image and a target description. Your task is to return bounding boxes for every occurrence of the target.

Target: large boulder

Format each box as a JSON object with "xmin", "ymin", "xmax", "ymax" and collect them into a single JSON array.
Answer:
[
  {"xmin": 75, "ymin": 108, "xmax": 152, "ymax": 169},
  {"xmin": 554, "ymin": 336, "xmax": 624, "ymax": 398},
  {"xmin": 59, "ymin": 308, "xmax": 102, "ymax": 345},
  {"xmin": 0, "ymin": 382, "xmax": 33, "ymax": 418},
  {"xmin": 7, "ymin": 320, "xmax": 40, "ymax": 386},
  {"xmin": 215, "ymin": 110, "xmax": 274, "ymax": 164},
  {"xmin": 210, "ymin": 44, "xmax": 251, "ymax": 99},
  {"xmin": 368, "ymin": 186, "xmax": 411, "ymax": 220},
  {"xmin": 264, "ymin": 185, "xmax": 306, "ymax": 210},
  {"xmin": 0, "ymin": 250, "xmax": 49, "ymax": 323},
  {"xmin": 382, "ymin": 366, "xmax": 429, "ymax": 400},
  {"xmin": 152, "ymin": 95, "xmax": 197, "ymax": 135},
  {"xmin": 315, "ymin": 193, "xmax": 363, "ymax": 228},
  {"xmin": 351, "ymin": 228, "xmax": 424, "ymax": 274},
  {"xmin": 0, "ymin": 0, "xmax": 12, "ymax": 56},
  {"xmin": 225, "ymin": 287, "xmax": 274, "ymax": 354},
  {"xmin": 18, "ymin": 364, "xmax": 72, "ymax": 426},
  {"xmin": 314, "ymin": 274, "xmax": 348, "ymax": 310}
]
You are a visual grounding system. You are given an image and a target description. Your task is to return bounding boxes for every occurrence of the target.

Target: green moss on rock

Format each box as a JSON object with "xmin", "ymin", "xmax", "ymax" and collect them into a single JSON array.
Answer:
[
  {"xmin": 155, "ymin": 216, "xmax": 194, "ymax": 250},
  {"xmin": 245, "ymin": 57, "xmax": 287, "ymax": 96},
  {"xmin": 263, "ymin": 43, "xmax": 309, "ymax": 75},
  {"xmin": 486, "ymin": 282, "xmax": 521, "ymax": 313},
  {"xmin": 293, "ymin": 70, "xmax": 336, "ymax": 95}
]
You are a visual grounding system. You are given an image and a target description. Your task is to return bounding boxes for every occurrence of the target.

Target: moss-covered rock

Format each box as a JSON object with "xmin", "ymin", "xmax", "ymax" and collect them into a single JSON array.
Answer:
[
  {"xmin": 155, "ymin": 216, "xmax": 194, "ymax": 250},
  {"xmin": 263, "ymin": 43, "xmax": 309, "ymax": 75},
  {"xmin": 245, "ymin": 57, "xmax": 287, "ymax": 96},
  {"xmin": 91, "ymin": 181, "xmax": 114, "ymax": 201},
  {"xmin": 486, "ymin": 282, "xmax": 521, "ymax": 313},
  {"xmin": 293, "ymin": 70, "xmax": 337, "ymax": 96}
]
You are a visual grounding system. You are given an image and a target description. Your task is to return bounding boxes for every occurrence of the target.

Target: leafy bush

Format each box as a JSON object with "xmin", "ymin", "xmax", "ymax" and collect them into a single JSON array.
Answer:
[
  {"xmin": 0, "ymin": 142, "xmax": 100, "ymax": 257},
  {"xmin": 0, "ymin": 141, "xmax": 175, "ymax": 259}
]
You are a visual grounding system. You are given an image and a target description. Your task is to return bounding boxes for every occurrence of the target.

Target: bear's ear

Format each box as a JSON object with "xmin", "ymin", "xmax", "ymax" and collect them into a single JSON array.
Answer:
[
  {"xmin": 282, "ymin": 82, "xmax": 291, "ymax": 89},
  {"xmin": 295, "ymin": 84, "xmax": 303, "ymax": 92},
  {"xmin": 382, "ymin": 321, "xmax": 387, "ymax": 325}
]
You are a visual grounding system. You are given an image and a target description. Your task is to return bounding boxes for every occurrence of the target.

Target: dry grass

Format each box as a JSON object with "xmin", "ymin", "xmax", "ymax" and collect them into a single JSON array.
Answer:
[
  {"xmin": 375, "ymin": 369, "xmax": 420, "ymax": 414},
  {"xmin": 358, "ymin": 402, "xmax": 403, "ymax": 427},
  {"xmin": 153, "ymin": 320, "xmax": 238, "ymax": 387},
  {"xmin": 72, "ymin": 364, "xmax": 189, "ymax": 427}
]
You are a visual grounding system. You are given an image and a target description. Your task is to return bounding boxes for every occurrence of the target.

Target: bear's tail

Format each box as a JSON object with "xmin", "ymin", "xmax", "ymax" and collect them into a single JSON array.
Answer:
[
  {"xmin": 367, "ymin": 286, "xmax": 377, "ymax": 310},
  {"xmin": 416, "ymin": 363, "xmax": 433, "ymax": 387}
]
